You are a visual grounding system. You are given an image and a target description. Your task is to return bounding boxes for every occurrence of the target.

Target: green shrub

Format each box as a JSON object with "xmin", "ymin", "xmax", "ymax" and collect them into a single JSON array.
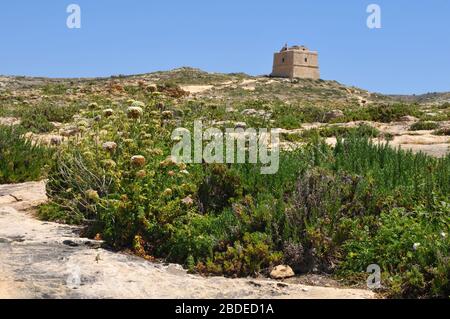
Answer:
[
  {"xmin": 340, "ymin": 203, "xmax": 450, "ymax": 298},
  {"xmin": 368, "ymin": 103, "xmax": 419, "ymax": 123},
  {"xmin": 0, "ymin": 125, "xmax": 52, "ymax": 183},
  {"xmin": 330, "ymin": 138, "xmax": 450, "ymax": 207},
  {"xmin": 37, "ymin": 202, "xmax": 83, "ymax": 225},
  {"xmin": 41, "ymin": 84, "xmax": 68, "ymax": 95},
  {"xmin": 410, "ymin": 121, "xmax": 439, "ymax": 131},
  {"xmin": 280, "ymin": 132, "xmax": 303, "ymax": 143},
  {"xmin": 341, "ymin": 103, "xmax": 420, "ymax": 123},
  {"xmin": 19, "ymin": 111, "xmax": 55, "ymax": 133},
  {"xmin": 302, "ymin": 124, "xmax": 380, "ymax": 139},
  {"xmin": 166, "ymin": 209, "xmax": 241, "ymax": 265},
  {"xmin": 199, "ymin": 232, "xmax": 282, "ymax": 276},
  {"xmin": 272, "ymin": 104, "xmax": 327, "ymax": 128},
  {"xmin": 18, "ymin": 102, "xmax": 81, "ymax": 133},
  {"xmin": 433, "ymin": 128, "xmax": 450, "ymax": 136},
  {"xmin": 198, "ymin": 164, "xmax": 243, "ymax": 213}
]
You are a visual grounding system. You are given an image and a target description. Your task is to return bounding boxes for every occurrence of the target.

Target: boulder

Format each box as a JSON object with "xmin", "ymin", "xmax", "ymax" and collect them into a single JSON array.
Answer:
[
  {"xmin": 241, "ymin": 108, "xmax": 258, "ymax": 116},
  {"xmin": 0, "ymin": 117, "xmax": 21, "ymax": 126},
  {"xmin": 325, "ymin": 110, "xmax": 344, "ymax": 122},
  {"xmin": 60, "ymin": 126, "xmax": 80, "ymax": 137},
  {"xmin": 50, "ymin": 136, "xmax": 63, "ymax": 146},
  {"xmin": 270, "ymin": 265, "xmax": 295, "ymax": 279},
  {"xmin": 399, "ymin": 115, "xmax": 419, "ymax": 122}
]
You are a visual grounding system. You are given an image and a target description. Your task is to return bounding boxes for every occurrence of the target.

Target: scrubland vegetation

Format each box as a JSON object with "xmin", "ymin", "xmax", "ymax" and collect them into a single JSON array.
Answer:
[
  {"xmin": 1, "ymin": 70, "xmax": 449, "ymax": 298},
  {"xmin": 0, "ymin": 125, "xmax": 52, "ymax": 183}
]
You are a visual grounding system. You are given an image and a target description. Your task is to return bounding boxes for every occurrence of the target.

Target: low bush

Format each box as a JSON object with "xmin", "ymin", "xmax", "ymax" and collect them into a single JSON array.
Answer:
[
  {"xmin": 410, "ymin": 121, "xmax": 439, "ymax": 131},
  {"xmin": 343, "ymin": 103, "xmax": 420, "ymax": 123},
  {"xmin": 367, "ymin": 103, "xmax": 419, "ymax": 123},
  {"xmin": 272, "ymin": 104, "xmax": 327, "ymax": 128},
  {"xmin": 19, "ymin": 111, "xmax": 55, "ymax": 133},
  {"xmin": 302, "ymin": 124, "xmax": 380, "ymax": 139},
  {"xmin": 340, "ymin": 203, "xmax": 450, "ymax": 298},
  {"xmin": 41, "ymin": 83, "xmax": 68, "ymax": 95},
  {"xmin": 0, "ymin": 125, "xmax": 52, "ymax": 184},
  {"xmin": 433, "ymin": 127, "xmax": 450, "ymax": 136},
  {"xmin": 18, "ymin": 102, "xmax": 81, "ymax": 133}
]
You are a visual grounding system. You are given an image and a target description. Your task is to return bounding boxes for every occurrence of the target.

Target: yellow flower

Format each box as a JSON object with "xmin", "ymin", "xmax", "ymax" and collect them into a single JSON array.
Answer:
[
  {"xmin": 163, "ymin": 188, "xmax": 173, "ymax": 197},
  {"xmin": 77, "ymin": 120, "xmax": 89, "ymax": 127},
  {"xmin": 136, "ymin": 170, "xmax": 147, "ymax": 178},
  {"xmin": 83, "ymin": 151, "xmax": 95, "ymax": 160},
  {"xmin": 102, "ymin": 159, "xmax": 117, "ymax": 169},
  {"xmin": 123, "ymin": 138, "xmax": 134, "ymax": 145},
  {"xmin": 85, "ymin": 189, "xmax": 100, "ymax": 201},
  {"xmin": 150, "ymin": 148, "xmax": 163, "ymax": 156}
]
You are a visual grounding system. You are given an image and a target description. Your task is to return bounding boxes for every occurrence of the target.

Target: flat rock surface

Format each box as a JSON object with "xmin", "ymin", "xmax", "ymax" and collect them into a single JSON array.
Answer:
[{"xmin": 0, "ymin": 181, "xmax": 375, "ymax": 299}]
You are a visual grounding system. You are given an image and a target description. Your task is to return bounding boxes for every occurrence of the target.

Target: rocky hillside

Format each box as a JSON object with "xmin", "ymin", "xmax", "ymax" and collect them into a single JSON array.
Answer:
[
  {"xmin": 0, "ymin": 67, "xmax": 388, "ymax": 107},
  {"xmin": 2, "ymin": 67, "xmax": 449, "ymax": 106},
  {"xmin": 390, "ymin": 92, "xmax": 450, "ymax": 105}
]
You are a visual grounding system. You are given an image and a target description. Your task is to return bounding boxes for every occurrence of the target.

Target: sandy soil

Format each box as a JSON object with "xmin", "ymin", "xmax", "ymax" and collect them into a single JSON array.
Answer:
[
  {"xmin": 0, "ymin": 117, "xmax": 21, "ymax": 126},
  {"xmin": 181, "ymin": 85, "xmax": 214, "ymax": 94},
  {"xmin": 0, "ymin": 181, "xmax": 375, "ymax": 299}
]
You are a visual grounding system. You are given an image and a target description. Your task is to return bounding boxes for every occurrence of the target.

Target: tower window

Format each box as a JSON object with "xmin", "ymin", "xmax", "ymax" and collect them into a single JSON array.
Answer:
[
  {"xmin": 305, "ymin": 58, "xmax": 308, "ymax": 62},
  {"xmin": 282, "ymin": 58, "xmax": 285, "ymax": 63}
]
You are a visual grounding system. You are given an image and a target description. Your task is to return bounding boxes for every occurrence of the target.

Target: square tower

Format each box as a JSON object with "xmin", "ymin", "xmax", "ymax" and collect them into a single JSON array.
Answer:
[{"xmin": 271, "ymin": 45, "xmax": 320, "ymax": 80}]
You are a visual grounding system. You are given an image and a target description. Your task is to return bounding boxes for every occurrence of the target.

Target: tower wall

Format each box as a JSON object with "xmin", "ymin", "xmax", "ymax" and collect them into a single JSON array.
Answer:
[{"xmin": 271, "ymin": 46, "xmax": 320, "ymax": 80}]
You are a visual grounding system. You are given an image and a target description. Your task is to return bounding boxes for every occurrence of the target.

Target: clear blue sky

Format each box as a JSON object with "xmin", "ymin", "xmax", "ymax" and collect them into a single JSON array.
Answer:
[{"xmin": 0, "ymin": 0, "xmax": 449, "ymax": 94}]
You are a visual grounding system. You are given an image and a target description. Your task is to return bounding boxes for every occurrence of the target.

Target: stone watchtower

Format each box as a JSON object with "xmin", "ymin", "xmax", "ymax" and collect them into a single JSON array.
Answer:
[{"xmin": 271, "ymin": 44, "xmax": 320, "ymax": 80}]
